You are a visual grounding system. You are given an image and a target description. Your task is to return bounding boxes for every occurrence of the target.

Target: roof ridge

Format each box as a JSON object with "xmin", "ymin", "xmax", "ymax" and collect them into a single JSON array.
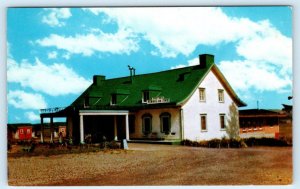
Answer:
[{"xmin": 103, "ymin": 64, "xmax": 200, "ymax": 81}]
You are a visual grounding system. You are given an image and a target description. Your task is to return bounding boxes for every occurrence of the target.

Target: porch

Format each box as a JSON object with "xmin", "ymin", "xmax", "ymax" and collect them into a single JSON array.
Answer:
[{"xmin": 79, "ymin": 110, "xmax": 130, "ymax": 144}]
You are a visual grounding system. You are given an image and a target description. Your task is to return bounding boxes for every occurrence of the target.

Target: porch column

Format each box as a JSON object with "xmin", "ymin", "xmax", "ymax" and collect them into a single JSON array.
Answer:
[
  {"xmin": 40, "ymin": 116, "xmax": 44, "ymax": 143},
  {"xmin": 125, "ymin": 114, "xmax": 129, "ymax": 140},
  {"xmin": 114, "ymin": 115, "xmax": 118, "ymax": 141},
  {"xmin": 80, "ymin": 114, "xmax": 84, "ymax": 144},
  {"xmin": 50, "ymin": 117, "xmax": 54, "ymax": 143}
]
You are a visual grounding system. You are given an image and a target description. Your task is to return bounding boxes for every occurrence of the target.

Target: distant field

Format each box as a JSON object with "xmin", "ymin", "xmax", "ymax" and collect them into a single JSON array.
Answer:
[{"xmin": 8, "ymin": 143, "xmax": 292, "ymax": 186}]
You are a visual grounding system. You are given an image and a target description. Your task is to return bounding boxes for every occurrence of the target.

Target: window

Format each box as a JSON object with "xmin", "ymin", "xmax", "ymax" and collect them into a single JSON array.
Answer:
[
  {"xmin": 218, "ymin": 89, "xmax": 224, "ymax": 102},
  {"xmin": 160, "ymin": 112, "xmax": 171, "ymax": 134},
  {"xmin": 19, "ymin": 129, "xmax": 23, "ymax": 134},
  {"xmin": 220, "ymin": 114, "xmax": 226, "ymax": 130},
  {"xmin": 200, "ymin": 114, "xmax": 207, "ymax": 131},
  {"xmin": 199, "ymin": 88, "xmax": 206, "ymax": 101},
  {"xmin": 142, "ymin": 114, "xmax": 152, "ymax": 134},
  {"xmin": 111, "ymin": 94, "xmax": 117, "ymax": 105},
  {"xmin": 129, "ymin": 115, "xmax": 135, "ymax": 134},
  {"xmin": 143, "ymin": 91, "xmax": 150, "ymax": 103}
]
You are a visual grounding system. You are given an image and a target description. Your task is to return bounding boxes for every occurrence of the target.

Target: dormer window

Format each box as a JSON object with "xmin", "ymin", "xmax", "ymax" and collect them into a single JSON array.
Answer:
[
  {"xmin": 111, "ymin": 94, "xmax": 117, "ymax": 105},
  {"xmin": 143, "ymin": 91, "xmax": 150, "ymax": 103}
]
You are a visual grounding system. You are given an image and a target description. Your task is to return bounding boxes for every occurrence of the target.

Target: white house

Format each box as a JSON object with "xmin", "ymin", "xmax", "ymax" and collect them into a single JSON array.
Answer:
[{"xmin": 40, "ymin": 54, "xmax": 246, "ymax": 144}]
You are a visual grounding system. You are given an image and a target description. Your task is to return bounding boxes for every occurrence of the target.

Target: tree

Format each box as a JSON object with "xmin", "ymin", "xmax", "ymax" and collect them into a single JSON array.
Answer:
[{"xmin": 226, "ymin": 102, "xmax": 240, "ymax": 140}]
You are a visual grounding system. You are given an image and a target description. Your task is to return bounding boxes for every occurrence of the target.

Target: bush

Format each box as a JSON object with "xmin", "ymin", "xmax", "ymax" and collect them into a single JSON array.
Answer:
[
  {"xmin": 181, "ymin": 138, "xmax": 246, "ymax": 148},
  {"xmin": 243, "ymin": 137, "xmax": 291, "ymax": 147},
  {"xmin": 208, "ymin": 139, "xmax": 221, "ymax": 148},
  {"xmin": 107, "ymin": 141, "xmax": 121, "ymax": 149}
]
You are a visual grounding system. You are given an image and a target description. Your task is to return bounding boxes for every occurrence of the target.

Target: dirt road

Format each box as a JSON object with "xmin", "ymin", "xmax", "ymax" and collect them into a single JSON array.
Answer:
[{"xmin": 8, "ymin": 143, "xmax": 292, "ymax": 186}]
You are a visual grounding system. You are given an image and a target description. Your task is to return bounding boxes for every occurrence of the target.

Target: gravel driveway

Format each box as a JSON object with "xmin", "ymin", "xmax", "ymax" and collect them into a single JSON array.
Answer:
[{"xmin": 8, "ymin": 143, "xmax": 292, "ymax": 186}]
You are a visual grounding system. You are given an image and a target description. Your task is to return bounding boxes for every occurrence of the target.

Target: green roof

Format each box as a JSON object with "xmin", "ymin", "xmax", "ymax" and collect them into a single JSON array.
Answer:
[{"xmin": 71, "ymin": 54, "xmax": 246, "ymax": 110}]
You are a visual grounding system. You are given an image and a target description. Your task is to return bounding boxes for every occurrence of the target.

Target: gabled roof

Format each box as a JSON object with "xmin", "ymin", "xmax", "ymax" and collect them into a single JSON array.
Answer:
[{"xmin": 71, "ymin": 54, "xmax": 246, "ymax": 110}]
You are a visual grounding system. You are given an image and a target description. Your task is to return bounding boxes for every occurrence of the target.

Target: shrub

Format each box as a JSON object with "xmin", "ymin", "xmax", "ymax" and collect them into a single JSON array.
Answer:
[
  {"xmin": 207, "ymin": 139, "xmax": 221, "ymax": 148},
  {"xmin": 181, "ymin": 138, "xmax": 247, "ymax": 148},
  {"xmin": 107, "ymin": 141, "xmax": 121, "ymax": 149},
  {"xmin": 243, "ymin": 137, "xmax": 291, "ymax": 147}
]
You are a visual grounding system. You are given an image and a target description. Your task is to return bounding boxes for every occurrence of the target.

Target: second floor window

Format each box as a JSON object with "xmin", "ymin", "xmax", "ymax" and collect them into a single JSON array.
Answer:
[
  {"xmin": 218, "ymin": 89, "xmax": 224, "ymax": 102},
  {"xmin": 199, "ymin": 88, "xmax": 206, "ymax": 101}
]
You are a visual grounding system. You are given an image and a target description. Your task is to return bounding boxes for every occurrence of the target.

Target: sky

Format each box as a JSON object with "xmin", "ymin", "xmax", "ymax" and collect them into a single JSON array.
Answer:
[{"xmin": 6, "ymin": 7, "xmax": 292, "ymax": 123}]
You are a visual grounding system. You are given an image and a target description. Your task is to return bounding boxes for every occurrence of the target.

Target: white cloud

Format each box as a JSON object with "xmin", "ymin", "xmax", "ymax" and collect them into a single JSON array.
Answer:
[
  {"xmin": 47, "ymin": 51, "xmax": 57, "ymax": 59},
  {"xmin": 219, "ymin": 60, "xmax": 292, "ymax": 92},
  {"xmin": 236, "ymin": 20, "xmax": 292, "ymax": 76},
  {"xmin": 84, "ymin": 7, "xmax": 261, "ymax": 58},
  {"xmin": 7, "ymin": 57, "xmax": 91, "ymax": 96},
  {"xmin": 36, "ymin": 29, "xmax": 139, "ymax": 56},
  {"xmin": 42, "ymin": 8, "xmax": 72, "ymax": 27},
  {"xmin": 25, "ymin": 111, "xmax": 40, "ymax": 121},
  {"xmin": 8, "ymin": 90, "xmax": 47, "ymax": 110}
]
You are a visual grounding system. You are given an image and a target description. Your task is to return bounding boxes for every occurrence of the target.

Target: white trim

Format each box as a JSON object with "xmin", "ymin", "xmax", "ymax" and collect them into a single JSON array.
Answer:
[
  {"xmin": 114, "ymin": 115, "xmax": 118, "ymax": 141},
  {"xmin": 125, "ymin": 114, "xmax": 129, "ymax": 140},
  {"xmin": 80, "ymin": 115, "xmax": 84, "ymax": 144},
  {"xmin": 79, "ymin": 110, "xmax": 129, "ymax": 116}
]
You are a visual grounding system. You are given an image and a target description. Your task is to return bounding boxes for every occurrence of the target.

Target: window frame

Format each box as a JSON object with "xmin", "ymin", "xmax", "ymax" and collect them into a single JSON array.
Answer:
[
  {"xmin": 199, "ymin": 88, "xmax": 206, "ymax": 102},
  {"xmin": 142, "ymin": 91, "xmax": 150, "ymax": 103},
  {"xmin": 218, "ymin": 89, "xmax": 224, "ymax": 103},
  {"xmin": 142, "ymin": 113, "xmax": 152, "ymax": 135},
  {"xmin": 160, "ymin": 112, "xmax": 171, "ymax": 134},
  {"xmin": 111, "ymin": 94, "xmax": 117, "ymax": 105},
  {"xmin": 200, "ymin": 114, "xmax": 207, "ymax": 132},
  {"xmin": 220, "ymin": 114, "xmax": 226, "ymax": 130}
]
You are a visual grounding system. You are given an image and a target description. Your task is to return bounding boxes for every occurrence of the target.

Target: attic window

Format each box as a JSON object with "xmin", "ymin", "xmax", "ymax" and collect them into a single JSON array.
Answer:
[
  {"xmin": 142, "ymin": 91, "xmax": 150, "ymax": 103},
  {"xmin": 218, "ymin": 89, "xmax": 224, "ymax": 103},
  {"xmin": 199, "ymin": 88, "xmax": 206, "ymax": 102}
]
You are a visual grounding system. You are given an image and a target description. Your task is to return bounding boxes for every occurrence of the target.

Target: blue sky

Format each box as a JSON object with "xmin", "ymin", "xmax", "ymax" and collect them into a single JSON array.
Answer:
[{"xmin": 7, "ymin": 7, "xmax": 292, "ymax": 123}]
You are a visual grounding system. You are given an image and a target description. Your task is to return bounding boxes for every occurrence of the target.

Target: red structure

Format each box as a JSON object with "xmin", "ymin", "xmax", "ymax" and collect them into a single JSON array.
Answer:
[{"xmin": 17, "ymin": 126, "xmax": 32, "ymax": 140}]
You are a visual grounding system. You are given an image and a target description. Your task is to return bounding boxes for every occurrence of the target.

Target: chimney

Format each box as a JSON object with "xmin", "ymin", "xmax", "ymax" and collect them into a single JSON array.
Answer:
[
  {"xmin": 93, "ymin": 75, "xmax": 106, "ymax": 86},
  {"xmin": 128, "ymin": 65, "xmax": 135, "ymax": 83},
  {"xmin": 199, "ymin": 54, "xmax": 214, "ymax": 68}
]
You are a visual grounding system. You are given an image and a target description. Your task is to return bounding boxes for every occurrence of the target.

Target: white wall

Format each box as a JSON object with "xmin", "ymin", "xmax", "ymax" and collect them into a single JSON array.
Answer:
[
  {"xmin": 182, "ymin": 70, "xmax": 235, "ymax": 141},
  {"xmin": 130, "ymin": 108, "xmax": 181, "ymax": 140}
]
